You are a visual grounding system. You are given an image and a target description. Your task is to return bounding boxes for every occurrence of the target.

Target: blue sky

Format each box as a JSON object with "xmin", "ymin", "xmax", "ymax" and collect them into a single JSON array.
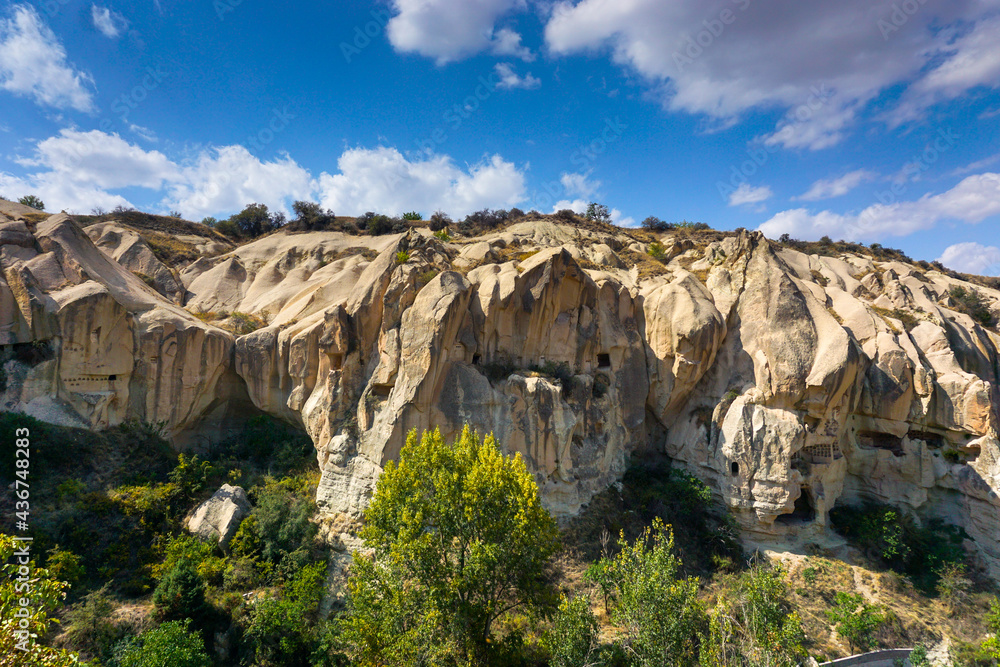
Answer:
[{"xmin": 1, "ymin": 0, "xmax": 999, "ymax": 272}]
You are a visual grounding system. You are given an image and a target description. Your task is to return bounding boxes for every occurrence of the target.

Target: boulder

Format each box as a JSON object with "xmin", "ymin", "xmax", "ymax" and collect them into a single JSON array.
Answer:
[{"xmin": 186, "ymin": 484, "xmax": 251, "ymax": 548}]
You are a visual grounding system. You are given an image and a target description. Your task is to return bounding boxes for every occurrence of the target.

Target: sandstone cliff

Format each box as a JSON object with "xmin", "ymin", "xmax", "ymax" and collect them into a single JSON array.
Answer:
[{"xmin": 3, "ymin": 203, "xmax": 998, "ymax": 577}]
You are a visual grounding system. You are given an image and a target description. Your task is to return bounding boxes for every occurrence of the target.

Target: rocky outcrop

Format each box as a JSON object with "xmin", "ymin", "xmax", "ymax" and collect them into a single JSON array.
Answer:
[
  {"xmin": 186, "ymin": 484, "xmax": 251, "ymax": 548},
  {"xmin": 5, "ymin": 210, "xmax": 1000, "ymax": 577},
  {"xmin": 0, "ymin": 212, "xmax": 251, "ymax": 440}
]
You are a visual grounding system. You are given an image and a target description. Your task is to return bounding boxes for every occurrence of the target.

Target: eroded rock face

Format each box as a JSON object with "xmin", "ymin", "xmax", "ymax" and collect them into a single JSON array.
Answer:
[
  {"xmin": 0, "ymin": 213, "xmax": 249, "ymax": 439},
  {"xmin": 6, "ymin": 209, "xmax": 1000, "ymax": 577}
]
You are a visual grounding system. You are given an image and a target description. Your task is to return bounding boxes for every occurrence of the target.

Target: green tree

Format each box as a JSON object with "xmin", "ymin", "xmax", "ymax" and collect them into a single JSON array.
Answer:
[
  {"xmin": 585, "ymin": 202, "xmax": 611, "ymax": 223},
  {"xmin": 342, "ymin": 426, "xmax": 560, "ymax": 665},
  {"xmin": 544, "ymin": 594, "xmax": 601, "ymax": 667},
  {"xmin": 113, "ymin": 620, "xmax": 211, "ymax": 667},
  {"xmin": 18, "ymin": 194, "xmax": 45, "ymax": 210},
  {"xmin": 152, "ymin": 560, "xmax": 206, "ymax": 622},
  {"xmin": 0, "ymin": 534, "xmax": 84, "ymax": 666},
  {"xmin": 980, "ymin": 597, "xmax": 1000, "ymax": 660},
  {"xmin": 228, "ymin": 202, "xmax": 284, "ymax": 238},
  {"xmin": 826, "ymin": 592, "xmax": 884, "ymax": 654},
  {"xmin": 700, "ymin": 564, "xmax": 805, "ymax": 667},
  {"xmin": 599, "ymin": 518, "xmax": 706, "ymax": 667}
]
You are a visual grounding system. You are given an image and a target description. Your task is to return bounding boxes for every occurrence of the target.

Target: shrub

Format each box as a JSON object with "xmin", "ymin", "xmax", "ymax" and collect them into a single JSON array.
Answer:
[
  {"xmin": 641, "ymin": 216, "xmax": 674, "ymax": 232},
  {"xmin": 597, "ymin": 518, "xmax": 706, "ymax": 666},
  {"xmin": 18, "ymin": 194, "xmax": 45, "ymax": 210},
  {"xmin": 342, "ymin": 426, "xmax": 560, "ymax": 664},
  {"xmin": 65, "ymin": 585, "xmax": 120, "ymax": 660},
  {"xmin": 200, "ymin": 216, "xmax": 218, "ymax": 227},
  {"xmin": 241, "ymin": 561, "xmax": 335, "ymax": 667},
  {"xmin": 152, "ymin": 534, "xmax": 225, "ymax": 586},
  {"xmin": 701, "ymin": 564, "xmax": 805, "ymax": 666},
  {"xmin": 402, "ymin": 211, "xmax": 422, "ymax": 220},
  {"xmin": 508, "ymin": 207, "xmax": 525, "ymax": 219},
  {"xmin": 153, "ymin": 559, "xmax": 207, "ymax": 622},
  {"xmin": 355, "ymin": 211, "xmax": 403, "ymax": 236},
  {"xmin": 830, "ymin": 502, "xmax": 967, "ymax": 593},
  {"xmin": 948, "ymin": 286, "xmax": 994, "ymax": 326},
  {"xmin": 429, "ymin": 210, "xmax": 452, "ymax": 231},
  {"xmin": 674, "ymin": 220, "xmax": 710, "ymax": 230},
  {"xmin": 554, "ymin": 208, "xmax": 577, "ymax": 223},
  {"xmin": 395, "ymin": 250, "xmax": 410, "ymax": 265},
  {"xmin": 585, "ymin": 202, "xmax": 612, "ymax": 223},
  {"xmin": 647, "ymin": 242, "xmax": 668, "ymax": 262},
  {"xmin": 252, "ymin": 478, "xmax": 317, "ymax": 569},
  {"xmin": 113, "ymin": 619, "xmax": 211, "ymax": 667},
  {"xmin": 290, "ymin": 200, "xmax": 336, "ymax": 231},
  {"xmin": 45, "ymin": 546, "xmax": 85, "ymax": 587},
  {"xmin": 432, "ymin": 229, "xmax": 451, "ymax": 242},
  {"xmin": 214, "ymin": 219, "xmax": 240, "ymax": 238},
  {"xmin": 228, "ymin": 202, "xmax": 285, "ymax": 238},
  {"xmin": 225, "ymin": 311, "xmax": 270, "ymax": 335},
  {"xmin": 461, "ymin": 208, "xmax": 509, "ymax": 232},
  {"xmin": 826, "ymin": 592, "xmax": 885, "ymax": 654},
  {"xmin": 543, "ymin": 595, "xmax": 599, "ymax": 667}
]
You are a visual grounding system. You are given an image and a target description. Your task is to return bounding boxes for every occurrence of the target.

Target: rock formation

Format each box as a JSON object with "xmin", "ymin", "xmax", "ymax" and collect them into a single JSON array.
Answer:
[
  {"xmin": 3, "ymin": 201, "xmax": 999, "ymax": 577},
  {"xmin": 186, "ymin": 484, "xmax": 251, "ymax": 549}
]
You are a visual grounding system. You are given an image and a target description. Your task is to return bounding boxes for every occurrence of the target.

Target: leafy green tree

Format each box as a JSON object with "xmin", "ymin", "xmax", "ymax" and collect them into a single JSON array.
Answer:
[
  {"xmin": 980, "ymin": 597, "xmax": 1000, "ymax": 660},
  {"xmin": 152, "ymin": 560, "xmax": 206, "ymax": 622},
  {"xmin": 113, "ymin": 620, "xmax": 211, "ymax": 667},
  {"xmin": 228, "ymin": 202, "xmax": 284, "ymax": 238},
  {"xmin": 402, "ymin": 211, "xmax": 422, "ymax": 220},
  {"xmin": 291, "ymin": 200, "xmax": 336, "ymax": 230},
  {"xmin": 251, "ymin": 477, "xmax": 317, "ymax": 573},
  {"xmin": 0, "ymin": 534, "xmax": 83, "ymax": 666},
  {"xmin": 342, "ymin": 426, "xmax": 560, "ymax": 665},
  {"xmin": 585, "ymin": 202, "xmax": 611, "ymax": 223},
  {"xmin": 700, "ymin": 564, "xmax": 805, "ymax": 667},
  {"xmin": 18, "ymin": 194, "xmax": 45, "ymax": 210},
  {"xmin": 826, "ymin": 592, "xmax": 885, "ymax": 654},
  {"xmin": 544, "ymin": 594, "xmax": 601, "ymax": 667},
  {"xmin": 242, "ymin": 561, "xmax": 338, "ymax": 667},
  {"xmin": 599, "ymin": 518, "xmax": 706, "ymax": 667}
]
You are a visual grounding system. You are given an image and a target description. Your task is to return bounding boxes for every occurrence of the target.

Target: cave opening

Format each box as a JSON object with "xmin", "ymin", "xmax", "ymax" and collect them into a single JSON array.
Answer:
[
  {"xmin": 730, "ymin": 461, "xmax": 739, "ymax": 476},
  {"xmin": 777, "ymin": 487, "xmax": 816, "ymax": 524},
  {"xmin": 597, "ymin": 353, "xmax": 611, "ymax": 369}
]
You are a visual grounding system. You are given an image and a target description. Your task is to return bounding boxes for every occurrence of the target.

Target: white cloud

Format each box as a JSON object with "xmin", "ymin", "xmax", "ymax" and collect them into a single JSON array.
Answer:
[
  {"xmin": 544, "ymin": 0, "xmax": 1000, "ymax": 150},
  {"xmin": 794, "ymin": 169, "xmax": 876, "ymax": 201},
  {"xmin": 166, "ymin": 146, "xmax": 313, "ymax": 220},
  {"xmin": 560, "ymin": 171, "xmax": 600, "ymax": 199},
  {"xmin": 494, "ymin": 62, "xmax": 540, "ymax": 90},
  {"xmin": 728, "ymin": 183, "xmax": 772, "ymax": 207},
  {"xmin": 937, "ymin": 242, "xmax": 1000, "ymax": 276},
  {"xmin": 387, "ymin": 0, "xmax": 527, "ymax": 64},
  {"xmin": 0, "ymin": 4, "xmax": 95, "ymax": 112},
  {"xmin": 91, "ymin": 5, "xmax": 127, "ymax": 38},
  {"xmin": 890, "ymin": 16, "xmax": 1000, "ymax": 126},
  {"xmin": 492, "ymin": 27, "xmax": 535, "ymax": 61},
  {"xmin": 759, "ymin": 172, "xmax": 1000, "ymax": 241},
  {"xmin": 316, "ymin": 147, "xmax": 526, "ymax": 217},
  {"xmin": 17, "ymin": 129, "xmax": 179, "ymax": 189}
]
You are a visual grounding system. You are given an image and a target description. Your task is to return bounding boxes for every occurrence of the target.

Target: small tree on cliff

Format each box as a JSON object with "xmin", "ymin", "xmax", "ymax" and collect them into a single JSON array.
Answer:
[{"xmin": 342, "ymin": 426, "xmax": 560, "ymax": 665}]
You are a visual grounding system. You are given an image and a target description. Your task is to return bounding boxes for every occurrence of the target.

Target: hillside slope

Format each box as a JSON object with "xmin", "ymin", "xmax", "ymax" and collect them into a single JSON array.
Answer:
[{"xmin": 2, "ymin": 207, "xmax": 999, "ymax": 579}]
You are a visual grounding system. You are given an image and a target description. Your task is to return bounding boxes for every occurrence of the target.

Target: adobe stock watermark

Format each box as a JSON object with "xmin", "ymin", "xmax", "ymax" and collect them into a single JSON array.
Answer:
[
  {"xmin": 413, "ymin": 71, "xmax": 505, "ymax": 157},
  {"xmin": 110, "ymin": 65, "xmax": 169, "ymax": 123},
  {"xmin": 878, "ymin": 0, "xmax": 929, "ymax": 40},
  {"xmin": 524, "ymin": 117, "xmax": 628, "ymax": 212},
  {"xmin": 716, "ymin": 84, "xmax": 834, "ymax": 202},
  {"xmin": 673, "ymin": 0, "xmax": 752, "ymax": 71},
  {"xmin": 856, "ymin": 127, "xmax": 959, "ymax": 231},
  {"xmin": 340, "ymin": 8, "xmax": 392, "ymax": 63}
]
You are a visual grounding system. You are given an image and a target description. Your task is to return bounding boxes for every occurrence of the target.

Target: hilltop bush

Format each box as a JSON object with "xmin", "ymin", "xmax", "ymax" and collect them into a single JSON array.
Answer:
[
  {"xmin": 429, "ymin": 210, "xmax": 451, "ymax": 231},
  {"xmin": 18, "ymin": 194, "xmax": 45, "ymax": 210},
  {"xmin": 460, "ymin": 207, "xmax": 509, "ymax": 233},
  {"xmin": 289, "ymin": 200, "xmax": 337, "ymax": 231},
  {"xmin": 227, "ymin": 202, "xmax": 285, "ymax": 239},
  {"xmin": 948, "ymin": 286, "xmax": 994, "ymax": 326},
  {"xmin": 641, "ymin": 216, "xmax": 674, "ymax": 232}
]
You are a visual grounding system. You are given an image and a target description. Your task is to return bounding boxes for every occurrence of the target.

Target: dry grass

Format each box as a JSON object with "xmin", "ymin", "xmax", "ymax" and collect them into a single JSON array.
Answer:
[{"xmin": 619, "ymin": 249, "xmax": 669, "ymax": 279}]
